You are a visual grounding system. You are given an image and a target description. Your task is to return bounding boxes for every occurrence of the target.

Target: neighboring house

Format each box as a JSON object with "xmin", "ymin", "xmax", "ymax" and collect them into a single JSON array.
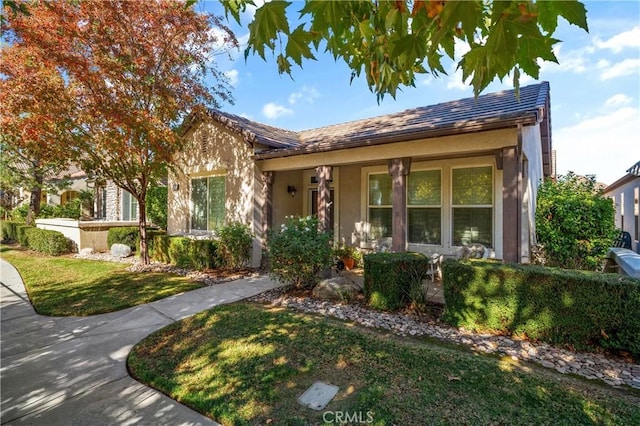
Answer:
[
  {"xmin": 13, "ymin": 164, "xmax": 139, "ymax": 222},
  {"xmin": 169, "ymin": 82, "xmax": 554, "ymax": 267},
  {"xmin": 604, "ymin": 161, "xmax": 640, "ymax": 253}
]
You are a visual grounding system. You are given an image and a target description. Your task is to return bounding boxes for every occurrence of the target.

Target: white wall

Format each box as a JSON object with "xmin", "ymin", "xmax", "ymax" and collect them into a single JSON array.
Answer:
[{"xmin": 521, "ymin": 124, "xmax": 544, "ymax": 262}]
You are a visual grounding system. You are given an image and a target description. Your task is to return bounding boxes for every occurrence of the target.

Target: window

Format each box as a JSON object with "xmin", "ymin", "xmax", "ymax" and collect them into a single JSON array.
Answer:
[
  {"xmin": 122, "ymin": 190, "xmax": 138, "ymax": 221},
  {"xmin": 408, "ymin": 170, "xmax": 441, "ymax": 244},
  {"xmin": 368, "ymin": 173, "xmax": 392, "ymax": 239},
  {"xmin": 191, "ymin": 175, "xmax": 225, "ymax": 231},
  {"xmin": 61, "ymin": 190, "xmax": 79, "ymax": 206},
  {"xmin": 452, "ymin": 166, "xmax": 493, "ymax": 247}
]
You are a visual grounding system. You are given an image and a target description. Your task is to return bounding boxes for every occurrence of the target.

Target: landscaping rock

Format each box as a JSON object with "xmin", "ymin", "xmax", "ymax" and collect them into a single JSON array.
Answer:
[
  {"xmin": 79, "ymin": 247, "xmax": 94, "ymax": 256},
  {"xmin": 110, "ymin": 243, "xmax": 132, "ymax": 258},
  {"xmin": 249, "ymin": 288, "xmax": 640, "ymax": 390},
  {"xmin": 312, "ymin": 277, "xmax": 361, "ymax": 301}
]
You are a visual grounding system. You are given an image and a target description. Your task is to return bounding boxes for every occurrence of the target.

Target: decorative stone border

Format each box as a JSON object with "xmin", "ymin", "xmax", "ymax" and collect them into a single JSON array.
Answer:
[{"xmin": 249, "ymin": 289, "xmax": 640, "ymax": 390}]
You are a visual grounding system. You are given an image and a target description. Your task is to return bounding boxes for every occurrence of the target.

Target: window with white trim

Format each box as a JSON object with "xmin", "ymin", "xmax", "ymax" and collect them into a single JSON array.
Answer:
[
  {"xmin": 122, "ymin": 190, "xmax": 138, "ymax": 221},
  {"xmin": 191, "ymin": 175, "xmax": 225, "ymax": 231},
  {"xmin": 408, "ymin": 169, "xmax": 441, "ymax": 245},
  {"xmin": 452, "ymin": 166, "xmax": 493, "ymax": 247},
  {"xmin": 368, "ymin": 173, "xmax": 392, "ymax": 239}
]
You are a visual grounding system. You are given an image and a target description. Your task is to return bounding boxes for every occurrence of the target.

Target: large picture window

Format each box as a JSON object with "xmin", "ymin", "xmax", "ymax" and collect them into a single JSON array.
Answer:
[
  {"xmin": 368, "ymin": 173, "xmax": 392, "ymax": 239},
  {"xmin": 191, "ymin": 175, "xmax": 225, "ymax": 231},
  {"xmin": 452, "ymin": 166, "xmax": 493, "ymax": 247},
  {"xmin": 122, "ymin": 190, "xmax": 138, "ymax": 221},
  {"xmin": 408, "ymin": 170, "xmax": 441, "ymax": 244}
]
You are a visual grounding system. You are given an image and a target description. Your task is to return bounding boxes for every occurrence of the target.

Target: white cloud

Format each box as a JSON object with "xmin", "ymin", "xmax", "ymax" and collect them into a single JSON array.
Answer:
[
  {"xmin": 540, "ymin": 45, "xmax": 589, "ymax": 74},
  {"xmin": 594, "ymin": 26, "xmax": 640, "ymax": 53},
  {"xmin": 554, "ymin": 107, "xmax": 640, "ymax": 184},
  {"xmin": 596, "ymin": 59, "xmax": 610, "ymax": 69},
  {"xmin": 600, "ymin": 58, "xmax": 640, "ymax": 80},
  {"xmin": 288, "ymin": 86, "xmax": 321, "ymax": 105},
  {"xmin": 225, "ymin": 69, "xmax": 239, "ymax": 86},
  {"xmin": 604, "ymin": 94, "xmax": 632, "ymax": 108},
  {"xmin": 262, "ymin": 102, "xmax": 293, "ymax": 119},
  {"xmin": 446, "ymin": 67, "xmax": 470, "ymax": 91}
]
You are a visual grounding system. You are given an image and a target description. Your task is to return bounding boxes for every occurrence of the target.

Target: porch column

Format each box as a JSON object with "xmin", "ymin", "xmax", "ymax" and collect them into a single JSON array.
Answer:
[
  {"xmin": 502, "ymin": 147, "xmax": 522, "ymax": 263},
  {"xmin": 315, "ymin": 165, "xmax": 332, "ymax": 233},
  {"xmin": 388, "ymin": 158, "xmax": 411, "ymax": 252},
  {"xmin": 261, "ymin": 171, "xmax": 274, "ymax": 247}
]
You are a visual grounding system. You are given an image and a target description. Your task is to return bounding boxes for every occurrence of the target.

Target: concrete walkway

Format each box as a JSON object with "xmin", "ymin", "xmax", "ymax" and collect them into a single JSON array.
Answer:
[{"xmin": 0, "ymin": 258, "xmax": 281, "ymax": 425}]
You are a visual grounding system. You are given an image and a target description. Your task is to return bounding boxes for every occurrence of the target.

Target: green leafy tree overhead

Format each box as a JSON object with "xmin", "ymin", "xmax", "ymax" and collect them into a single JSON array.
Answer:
[
  {"xmin": 222, "ymin": 0, "xmax": 588, "ymax": 101},
  {"xmin": 535, "ymin": 173, "xmax": 617, "ymax": 271}
]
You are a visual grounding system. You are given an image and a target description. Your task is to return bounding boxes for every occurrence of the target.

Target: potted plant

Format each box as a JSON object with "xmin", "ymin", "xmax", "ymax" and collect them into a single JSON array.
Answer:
[{"xmin": 332, "ymin": 243, "xmax": 361, "ymax": 270}]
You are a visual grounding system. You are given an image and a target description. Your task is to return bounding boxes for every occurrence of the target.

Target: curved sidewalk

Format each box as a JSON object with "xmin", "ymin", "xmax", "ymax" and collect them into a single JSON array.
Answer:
[{"xmin": 0, "ymin": 258, "xmax": 281, "ymax": 425}]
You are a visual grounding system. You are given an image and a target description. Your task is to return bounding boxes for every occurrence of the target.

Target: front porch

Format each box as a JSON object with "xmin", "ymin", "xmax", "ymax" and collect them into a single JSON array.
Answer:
[{"xmin": 257, "ymin": 143, "xmax": 530, "ymax": 265}]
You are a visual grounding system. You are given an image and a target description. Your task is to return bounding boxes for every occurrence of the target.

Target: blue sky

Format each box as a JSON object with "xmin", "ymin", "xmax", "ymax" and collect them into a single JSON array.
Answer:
[{"xmin": 201, "ymin": 1, "xmax": 639, "ymax": 185}]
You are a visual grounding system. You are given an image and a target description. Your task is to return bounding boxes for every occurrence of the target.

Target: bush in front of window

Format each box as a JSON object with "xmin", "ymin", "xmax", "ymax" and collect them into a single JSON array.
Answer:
[
  {"xmin": 218, "ymin": 222, "xmax": 252, "ymax": 270},
  {"xmin": 442, "ymin": 259, "xmax": 640, "ymax": 358},
  {"xmin": 149, "ymin": 234, "xmax": 220, "ymax": 270},
  {"xmin": 267, "ymin": 216, "xmax": 332, "ymax": 289},
  {"xmin": 363, "ymin": 252, "xmax": 431, "ymax": 311},
  {"xmin": 107, "ymin": 227, "xmax": 140, "ymax": 251}
]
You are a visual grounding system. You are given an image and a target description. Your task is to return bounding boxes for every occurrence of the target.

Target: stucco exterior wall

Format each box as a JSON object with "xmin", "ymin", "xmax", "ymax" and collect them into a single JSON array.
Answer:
[{"xmin": 168, "ymin": 119, "xmax": 260, "ymax": 266}]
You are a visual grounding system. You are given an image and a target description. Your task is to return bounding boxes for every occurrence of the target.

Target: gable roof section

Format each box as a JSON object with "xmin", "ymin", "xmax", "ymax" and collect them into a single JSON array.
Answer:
[{"xmin": 201, "ymin": 82, "xmax": 550, "ymax": 158}]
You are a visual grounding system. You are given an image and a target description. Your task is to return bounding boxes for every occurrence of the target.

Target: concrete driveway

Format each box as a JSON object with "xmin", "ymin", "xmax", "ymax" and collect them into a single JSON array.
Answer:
[{"xmin": 0, "ymin": 259, "xmax": 281, "ymax": 425}]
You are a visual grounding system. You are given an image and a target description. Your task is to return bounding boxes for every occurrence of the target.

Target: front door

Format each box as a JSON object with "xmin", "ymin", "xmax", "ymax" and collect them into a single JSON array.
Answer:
[{"xmin": 311, "ymin": 189, "xmax": 335, "ymax": 235}]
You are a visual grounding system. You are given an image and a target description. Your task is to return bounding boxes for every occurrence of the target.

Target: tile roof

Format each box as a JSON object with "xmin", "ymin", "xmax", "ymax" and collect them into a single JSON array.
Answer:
[
  {"xmin": 626, "ymin": 160, "xmax": 640, "ymax": 177},
  {"xmin": 206, "ymin": 82, "xmax": 550, "ymax": 158}
]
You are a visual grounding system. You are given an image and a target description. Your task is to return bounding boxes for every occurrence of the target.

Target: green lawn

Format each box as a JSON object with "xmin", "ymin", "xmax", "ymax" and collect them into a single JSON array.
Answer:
[
  {"xmin": 0, "ymin": 245, "xmax": 204, "ymax": 316},
  {"xmin": 129, "ymin": 303, "xmax": 640, "ymax": 426}
]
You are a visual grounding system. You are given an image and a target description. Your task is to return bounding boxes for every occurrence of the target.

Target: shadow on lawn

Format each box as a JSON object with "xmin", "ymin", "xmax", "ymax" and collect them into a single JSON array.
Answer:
[
  {"xmin": 128, "ymin": 304, "xmax": 640, "ymax": 425},
  {"xmin": 30, "ymin": 271, "xmax": 202, "ymax": 317}
]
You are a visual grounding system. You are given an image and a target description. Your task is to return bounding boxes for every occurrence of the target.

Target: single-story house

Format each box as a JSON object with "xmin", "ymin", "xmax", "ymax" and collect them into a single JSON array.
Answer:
[
  {"xmin": 604, "ymin": 161, "xmax": 640, "ymax": 253},
  {"xmin": 168, "ymin": 82, "xmax": 554, "ymax": 267}
]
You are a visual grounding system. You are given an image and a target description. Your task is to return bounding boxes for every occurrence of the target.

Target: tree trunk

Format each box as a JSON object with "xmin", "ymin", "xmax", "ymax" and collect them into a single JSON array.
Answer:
[
  {"xmin": 137, "ymin": 196, "xmax": 149, "ymax": 265},
  {"xmin": 26, "ymin": 186, "xmax": 42, "ymax": 226}
]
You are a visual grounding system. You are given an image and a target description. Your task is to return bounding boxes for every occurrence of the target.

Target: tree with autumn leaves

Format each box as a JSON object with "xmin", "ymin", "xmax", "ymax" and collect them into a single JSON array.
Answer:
[
  {"xmin": 0, "ymin": 44, "xmax": 78, "ymax": 225},
  {"xmin": 2, "ymin": 0, "xmax": 237, "ymax": 263}
]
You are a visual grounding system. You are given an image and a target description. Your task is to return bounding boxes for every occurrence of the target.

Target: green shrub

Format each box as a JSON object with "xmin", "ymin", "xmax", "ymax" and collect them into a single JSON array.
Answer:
[
  {"xmin": 535, "ymin": 173, "xmax": 617, "ymax": 270},
  {"xmin": 267, "ymin": 216, "xmax": 332, "ymax": 288},
  {"xmin": 1, "ymin": 220, "xmax": 21, "ymax": 242},
  {"xmin": 442, "ymin": 260, "xmax": 640, "ymax": 357},
  {"xmin": 17, "ymin": 225, "xmax": 34, "ymax": 247},
  {"xmin": 107, "ymin": 227, "xmax": 140, "ymax": 251},
  {"xmin": 146, "ymin": 185, "xmax": 168, "ymax": 229},
  {"xmin": 23, "ymin": 228, "xmax": 71, "ymax": 256},
  {"xmin": 364, "ymin": 252, "xmax": 430, "ymax": 310},
  {"xmin": 149, "ymin": 234, "xmax": 220, "ymax": 270},
  {"xmin": 218, "ymin": 222, "xmax": 252, "ymax": 269}
]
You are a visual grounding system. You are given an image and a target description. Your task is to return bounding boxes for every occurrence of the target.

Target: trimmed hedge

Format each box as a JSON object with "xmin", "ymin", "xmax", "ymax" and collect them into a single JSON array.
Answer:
[
  {"xmin": 23, "ymin": 227, "xmax": 71, "ymax": 256},
  {"xmin": 107, "ymin": 227, "xmax": 140, "ymax": 251},
  {"xmin": 17, "ymin": 225, "xmax": 34, "ymax": 247},
  {"xmin": 150, "ymin": 234, "xmax": 221, "ymax": 270},
  {"xmin": 364, "ymin": 252, "xmax": 430, "ymax": 310},
  {"xmin": 442, "ymin": 259, "xmax": 640, "ymax": 357},
  {"xmin": 1, "ymin": 220, "xmax": 21, "ymax": 242}
]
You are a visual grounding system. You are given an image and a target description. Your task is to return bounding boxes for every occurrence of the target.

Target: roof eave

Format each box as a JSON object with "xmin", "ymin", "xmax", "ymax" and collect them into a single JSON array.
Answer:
[{"xmin": 254, "ymin": 115, "xmax": 538, "ymax": 160}]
